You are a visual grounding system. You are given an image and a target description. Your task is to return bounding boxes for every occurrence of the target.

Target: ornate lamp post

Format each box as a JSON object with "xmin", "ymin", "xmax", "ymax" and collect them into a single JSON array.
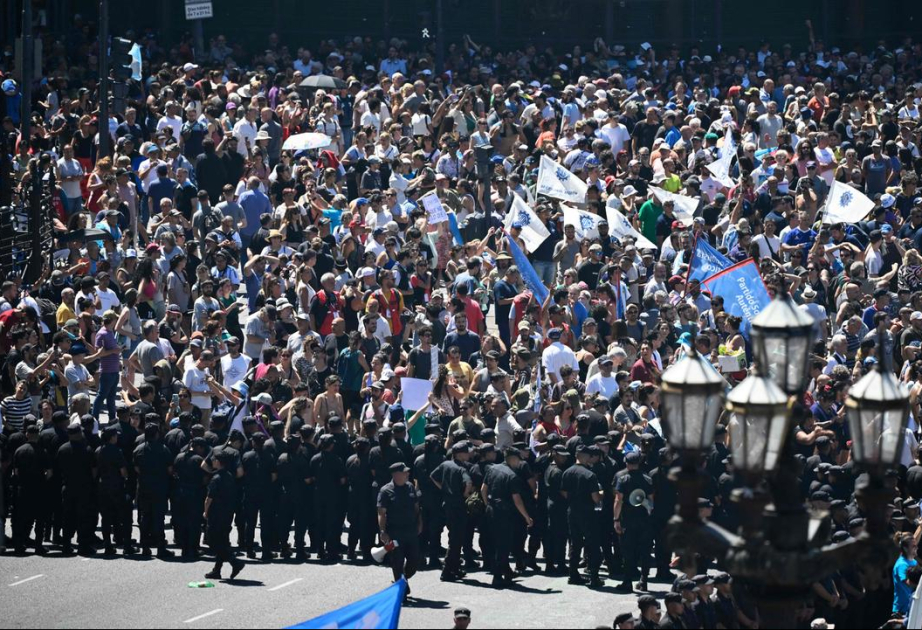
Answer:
[{"xmin": 663, "ymin": 297, "xmax": 905, "ymax": 629}]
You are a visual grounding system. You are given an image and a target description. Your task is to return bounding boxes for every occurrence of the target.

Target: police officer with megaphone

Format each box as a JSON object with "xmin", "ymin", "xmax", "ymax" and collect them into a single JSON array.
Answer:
[{"xmin": 614, "ymin": 451, "xmax": 655, "ymax": 594}]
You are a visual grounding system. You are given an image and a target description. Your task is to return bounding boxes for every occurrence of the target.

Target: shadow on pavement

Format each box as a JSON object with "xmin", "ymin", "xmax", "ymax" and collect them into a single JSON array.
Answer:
[
  {"xmin": 405, "ymin": 597, "xmax": 450, "ymax": 610},
  {"xmin": 221, "ymin": 578, "xmax": 265, "ymax": 587}
]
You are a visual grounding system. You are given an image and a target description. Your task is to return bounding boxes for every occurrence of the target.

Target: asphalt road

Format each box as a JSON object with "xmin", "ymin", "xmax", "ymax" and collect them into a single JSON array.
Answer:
[{"xmin": 0, "ymin": 531, "xmax": 654, "ymax": 629}]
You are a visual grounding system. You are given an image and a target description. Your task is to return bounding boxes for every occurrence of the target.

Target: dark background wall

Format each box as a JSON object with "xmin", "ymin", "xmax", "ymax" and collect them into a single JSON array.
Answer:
[{"xmin": 8, "ymin": 0, "xmax": 922, "ymax": 58}]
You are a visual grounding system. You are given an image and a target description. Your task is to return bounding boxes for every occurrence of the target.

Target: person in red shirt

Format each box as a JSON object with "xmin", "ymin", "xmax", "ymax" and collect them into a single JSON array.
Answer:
[
  {"xmin": 807, "ymin": 82, "xmax": 829, "ymax": 123},
  {"xmin": 368, "ymin": 269, "xmax": 405, "ymax": 341},
  {"xmin": 455, "ymin": 283, "xmax": 485, "ymax": 336},
  {"xmin": 629, "ymin": 340, "xmax": 661, "ymax": 384}
]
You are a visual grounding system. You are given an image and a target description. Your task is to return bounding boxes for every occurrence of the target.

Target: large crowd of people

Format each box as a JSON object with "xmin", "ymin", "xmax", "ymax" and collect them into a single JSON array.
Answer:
[{"xmin": 2, "ymin": 17, "xmax": 922, "ymax": 629}]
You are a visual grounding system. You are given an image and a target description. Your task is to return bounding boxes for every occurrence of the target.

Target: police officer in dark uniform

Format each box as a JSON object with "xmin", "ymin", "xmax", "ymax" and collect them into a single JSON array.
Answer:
[
  {"xmin": 96, "ymin": 425, "xmax": 132, "ymax": 556},
  {"xmin": 346, "ymin": 436, "xmax": 377, "ymax": 562},
  {"xmin": 482, "ymin": 447, "xmax": 533, "ymax": 588},
  {"xmin": 651, "ymin": 448, "xmax": 678, "ymax": 581},
  {"xmin": 430, "ymin": 441, "xmax": 473, "ymax": 581},
  {"xmin": 413, "ymin": 434, "xmax": 445, "ymax": 569},
  {"xmin": 637, "ymin": 595, "xmax": 663, "ymax": 628},
  {"xmin": 172, "ymin": 437, "xmax": 208, "ymax": 559},
  {"xmin": 297, "ymin": 426, "xmax": 318, "ymax": 557},
  {"xmin": 614, "ymin": 451, "xmax": 654, "ymax": 593},
  {"xmin": 12, "ymin": 424, "xmax": 50, "ymax": 555},
  {"xmin": 134, "ymin": 423, "xmax": 175, "ymax": 558},
  {"xmin": 677, "ymin": 580, "xmax": 701, "ymax": 629},
  {"xmin": 310, "ymin": 433, "xmax": 347, "ymax": 562},
  {"xmin": 204, "ymin": 448, "xmax": 245, "ymax": 580},
  {"xmin": 713, "ymin": 572, "xmax": 739, "ymax": 629},
  {"xmin": 593, "ymin": 435, "xmax": 619, "ymax": 576},
  {"xmin": 241, "ymin": 432, "xmax": 278, "ymax": 560},
  {"xmin": 510, "ymin": 441, "xmax": 538, "ymax": 573},
  {"xmin": 692, "ymin": 574, "xmax": 718, "ymax": 629},
  {"xmin": 660, "ymin": 592, "xmax": 688, "ymax": 629},
  {"xmin": 57, "ymin": 422, "xmax": 96, "ymax": 555},
  {"xmin": 377, "ymin": 462, "xmax": 421, "ymax": 600},
  {"xmin": 462, "ymin": 442, "xmax": 493, "ymax": 571},
  {"xmin": 276, "ymin": 434, "xmax": 308, "ymax": 561},
  {"xmin": 164, "ymin": 411, "xmax": 193, "ymax": 457},
  {"xmin": 561, "ymin": 444, "xmax": 604, "ymax": 587},
  {"xmin": 115, "ymin": 404, "xmax": 140, "ymax": 547},
  {"xmin": 544, "ymin": 444, "xmax": 570, "ymax": 575},
  {"xmin": 39, "ymin": 410, "xmax": 68, "ymax": 545}
]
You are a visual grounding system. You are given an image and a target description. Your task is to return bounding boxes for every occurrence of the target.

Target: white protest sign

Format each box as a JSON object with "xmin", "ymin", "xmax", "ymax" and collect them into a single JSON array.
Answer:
[
  {"xmin": 401, "ymin": 377, "xmax": 433, "ymax": 412},
  {"xmin": 421, "ymin": 194, "xmax": 448, "ymax": 224}
]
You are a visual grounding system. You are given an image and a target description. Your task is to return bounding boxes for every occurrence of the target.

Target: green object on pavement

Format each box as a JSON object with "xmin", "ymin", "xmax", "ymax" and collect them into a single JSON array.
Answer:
[{"xmin": 188, "ymin": 581, "xmax": 215, "ymax": 588}]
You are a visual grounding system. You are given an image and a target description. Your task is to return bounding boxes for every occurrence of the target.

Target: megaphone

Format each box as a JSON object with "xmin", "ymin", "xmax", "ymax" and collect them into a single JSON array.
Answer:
[
  {"xmin": 371, "ymin": 540, "xmax": 399, "ymax": 564},
  {"xmin": 629, "ymin": 489, "xmax": 647, "ymax": 508}
]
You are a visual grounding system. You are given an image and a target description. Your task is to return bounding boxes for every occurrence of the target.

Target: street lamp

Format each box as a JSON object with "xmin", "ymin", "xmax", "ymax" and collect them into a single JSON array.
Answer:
[
  {"xmin": 750, "ymin": 293, "xmax": 815, "ymax": 395},
  {"xmin": 725, "ymin": 375, "xmax": 790, "ymax": 475},
  {"xmin": 845, "ymin": 360, "xmax": 911, "ymax": 467},
  {"xmin": 660, "ymin": 346, "xmax": 726, "ymax": 522},
  {"xmin": 660, "ymin": 348, "xmax": 726, "ymax": 453}
]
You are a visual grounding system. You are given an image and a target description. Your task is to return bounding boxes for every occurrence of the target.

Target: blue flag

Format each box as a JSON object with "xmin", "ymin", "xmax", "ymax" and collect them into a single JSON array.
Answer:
[
  {"xmin": 447, "ymin": 212, "xmax": 464, "ymax": 246},
  {"xmin": 505, "ymin": 234, "xmax": 549, "ymax": 304},
  {"xmin": 288, "ymin": 579, "xmax": 406, "ymax": 629},
  {"xmin": 701, "ymin": 259, "xmax": 770, "ymax": 333},
  {"xmin": 687, "ymin": 237, "xmax": 732, "ymax": 284}
]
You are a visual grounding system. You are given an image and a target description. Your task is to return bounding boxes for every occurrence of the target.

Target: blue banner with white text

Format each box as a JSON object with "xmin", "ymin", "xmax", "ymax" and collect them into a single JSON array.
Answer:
[
  {"xmin": 287, "ymin": 579, "xmax": 405, "ymax": 629},
  {"xmin": 687, "ymin": 237, "xmax": 733, "ymax": 284},
  {"xmin": 701, "ymin": 259, "xmax": 770, "ymax": 333}
]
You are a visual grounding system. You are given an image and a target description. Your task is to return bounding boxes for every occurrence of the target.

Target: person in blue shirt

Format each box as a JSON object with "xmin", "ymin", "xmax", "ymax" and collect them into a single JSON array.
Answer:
[
  {"xmin": 862, "ymin": 290, "xmax": 891, "ymax": 331},
  {"xmin": 147, "ymin": 164, "xmax": 177, "ymax": 221},
  {"xmin": 237, "ymin": 177, "xmax": 272, "ymax": 248},
  {"xmin": 781, "ymin": 210, "xmax": 817, "ymax": 259},
  {"xmin": 893, "ymin": 534, "xmax": 919, "ymax": 616}
]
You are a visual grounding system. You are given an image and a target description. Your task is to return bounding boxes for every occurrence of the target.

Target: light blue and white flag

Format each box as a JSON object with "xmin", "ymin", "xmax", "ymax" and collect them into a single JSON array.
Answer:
[
  {"xmin": 129, "ymin": 43, "xmax": 143, "ymax": 81},
  {"xmin": 822, "ymin": 180, "xmax": 875, "ymax": 225},
  {"xmin": 288, "ymin": 579, "xmax": 406, "ymax": 629},
  {"xmin": 505, "ymin": 234, "xmax": 549, "ymax": 304},
  {"xmin": 537, "ymin": 155, "xmax": 587, "ymax": 204},
  {"xmin": 505, "ymin": 194, "xmax": 550, "ymax": 252},
  {"xmin": 687, "ymin": 237, "xmax": 733, "ymax": 284},
  {"xmin": 562, "ymin": 204, "xmax": 604, "ymax": 240}
]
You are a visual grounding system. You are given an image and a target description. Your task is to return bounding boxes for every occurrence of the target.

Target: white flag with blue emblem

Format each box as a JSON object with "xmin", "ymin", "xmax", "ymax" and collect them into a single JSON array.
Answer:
[
  {"xmin": 562, "ymin": 204, "xmax": 604, "ymax": 240},
  {"xmin": 537, "ymin": 155, "xmax": 587, "ymax": 204},
  {"xmin": 650, "ymin": 187, "xmax": 699, "ymax": 225},
  {"xmin": 706, "ymin": 127, "xmax": 736, "ymax": 188},
  {"xmin": 504, "ymin": 194, "xmax": 550, "ymax": 253},
  {"xmin": 605, "ymin": 206, "xmax": 658, "ymax": 251},
  {"xmin": 822, "ymin": 180, "xmax": 875, "ymax": 225}
]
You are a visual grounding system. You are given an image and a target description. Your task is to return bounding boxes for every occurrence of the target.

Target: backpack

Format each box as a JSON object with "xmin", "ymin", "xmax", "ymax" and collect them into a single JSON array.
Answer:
[{"xmin": 465, "ymin": 488, "xmax": 486, "ymax": 517}]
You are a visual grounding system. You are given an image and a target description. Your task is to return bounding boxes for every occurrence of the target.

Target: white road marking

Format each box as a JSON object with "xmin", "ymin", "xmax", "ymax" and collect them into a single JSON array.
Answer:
[
  {"xmin": 9, "ymin": 575, "xmax": 44, "ymax": 587},
  {"xmin": 183, "ymin": 609, "xmax": 224, "ymax": 624},
  {"xmin": 268, "ymin": 578, "xmax": 302, "ymax": 592}
]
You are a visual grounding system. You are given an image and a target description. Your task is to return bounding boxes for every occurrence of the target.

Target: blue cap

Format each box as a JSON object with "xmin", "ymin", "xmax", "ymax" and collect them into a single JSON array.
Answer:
[
  {"xmin": 548, "ymin": 328, "xmax": 563, "ymax": 340},
  {"xmin": 355, "ymin": 197, "xmax": 369, "ymax": 206},
  {"xmin": 70, "ymin": 343, "xmax": 88, "ymax": 356},
  {"xmin": 373, "ymin": 227, "xmax": 386, "ymax": 236},
  {"xmin": 881, "ymin": 224, "xmax": 893, "ymax": 234},
  {"xmin": 511, "ymin": 222, "xmax": 524, "ymax": 230},
  {"xmin": 490, "ymin": 155, "xmax": 504, "ymax": 164}
]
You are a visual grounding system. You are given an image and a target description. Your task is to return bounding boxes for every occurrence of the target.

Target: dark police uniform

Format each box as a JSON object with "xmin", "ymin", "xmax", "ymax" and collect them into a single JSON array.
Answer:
[
  {"xmin": 172, "ymin": 445, "xmax": 206, "ymax": 557},
  {"xmin": 430, "ymin": 453, "xmax": 472, "ymax": 579},
  {"xmin": 483, "ymin": 461, "xmax": 523, "ymax": 585},
  {"xmin": 241, "ymin": 440, "xmax": 278, "ymax": 559},
  {"xmin": 56, "ymin": 433, "xmax": 96, "ymax": 552},
  {"xmin": 205, "ymin": 463, "xmax": 243, "ymax": 578},
  {"xmin": 134, "ymin": 438, "xmax": 174, "ymax": 555},
  {"xmin": 377, "ymin": 472, "xmax": 421, "ymax": 583},
  {"xmin": 544, "ymin": 453, "xmax": 570, "ymax": 572},
  {"xmin": 413, "ymin": 446, "xmax": 445, "ymax": 567},
  {"xmin": 616, "ymin": 466, "xmax": 655, "ymax": 584},
  {"xmin": 345, "ymin": 445, "xmax": 377, "ymax": 559},
  {"xmin": 12, "ymin": 435, "xmax": 50, "ymax": 553},
  {"xmin": 561, "ymin": 454, "xmax": 603, "ymax": 582},
  {"xmin": 310, "ymin": 444, "xmax": 347, "ymax": 560},
  {"xmin": 95, "ymin": 438, "xmax": 130, "ymax": 553}
]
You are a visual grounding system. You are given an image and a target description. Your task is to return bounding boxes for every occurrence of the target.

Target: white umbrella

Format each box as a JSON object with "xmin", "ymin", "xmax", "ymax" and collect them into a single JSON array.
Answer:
[{"xmin": 282, "ymin": 132, "xmax": 332, "ymax": 152}]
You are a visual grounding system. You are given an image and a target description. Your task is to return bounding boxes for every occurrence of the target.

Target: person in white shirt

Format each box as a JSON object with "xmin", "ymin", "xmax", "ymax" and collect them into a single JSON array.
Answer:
[
  {"xmin": 183, "ymin": 349, "xmax": 219, "ymax": 427},
  {"xmin": 541, "ymin": 328, "xmax": 579, "ymax": 385},
  {"xmin": 221, "ymin": 338, "xmax": 251, "ymax": 390},
  {"xmin": 233, "ymin": 107, "xmax": 259, "ymax": 157},
  {"xmin": 156, "ymin": 101, "xmax": 183, "ymax": 142},
  {"xmin": 359, "ymin": 305, "xmax": 392, "ymax": 346},
  {"xmin": 752, "ymin": 219, "xmax": 782, "ymax": 260},
  {"xmin": 95, "ymin": 272, "xmax": 121, "ymax": 313},
  {"xmin": 585, "ymin": 355, "xmax": 619, "ymax": 399},
  {"xmin": 599, "ymin": 117, "xmax": 631, "ymax": 154},
  {"xmin": 699, "ymin": 171, "xmax": 723, "ymax": 203}
]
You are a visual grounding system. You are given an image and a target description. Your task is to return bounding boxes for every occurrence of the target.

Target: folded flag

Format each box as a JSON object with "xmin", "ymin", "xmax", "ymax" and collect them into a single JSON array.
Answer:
[
  {"xmin": 822, "ymin": 180, "xmax": 875, "ymax": 225},
  {"xmin": 650, "ymin": 187, "xmax": 699, "ymax": 224}
]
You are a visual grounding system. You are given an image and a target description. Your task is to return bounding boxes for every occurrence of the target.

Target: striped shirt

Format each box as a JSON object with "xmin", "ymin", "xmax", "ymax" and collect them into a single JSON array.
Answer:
[{"xmin": 1, "ymin": 395, "xmax": 33, "ymax": 431}]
